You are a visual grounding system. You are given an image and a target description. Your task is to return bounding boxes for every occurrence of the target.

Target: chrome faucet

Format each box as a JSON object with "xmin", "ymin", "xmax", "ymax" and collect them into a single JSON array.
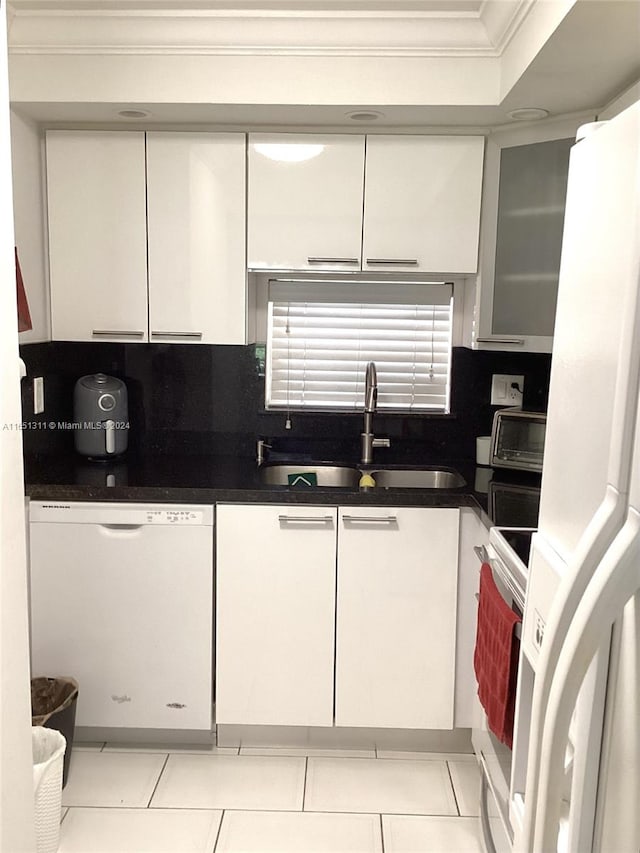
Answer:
[
  {"xmin": 360, "ymin": 362, "xmax": 391, "ymax": 465},
  {"xmin": 256, "ymin": 439, "xmax": 272, "ymax": 466}
]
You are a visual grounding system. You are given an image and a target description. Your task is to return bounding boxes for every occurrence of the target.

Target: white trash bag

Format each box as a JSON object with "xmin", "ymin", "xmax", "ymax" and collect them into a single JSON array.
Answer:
[{"xmin": 32, "ymin": 726, "xmax": 66, "ymax": 853}]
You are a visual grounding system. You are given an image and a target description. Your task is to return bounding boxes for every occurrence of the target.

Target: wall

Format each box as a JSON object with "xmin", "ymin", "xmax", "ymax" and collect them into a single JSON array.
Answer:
[
  {"xmin": 11, "ymin": 109, "xmax": 48, "ymax": 343},
  {"xmin": 19, "ymin": 341, "xmax": 551, "ymax": 464},
  {"xmin": 0, "ymin": 6, "xmax": 36, "ymax": 852}
]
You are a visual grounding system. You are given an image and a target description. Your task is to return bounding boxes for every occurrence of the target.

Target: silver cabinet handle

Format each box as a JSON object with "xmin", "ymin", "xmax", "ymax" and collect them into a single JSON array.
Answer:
[
  {"xmin": 278, "ymin": 515, "xmax": 334, "ymax": 524},
  {"xmin": 474, "ymin": 545, "xmax": 489, "ymax": 562},
  {"xmin": 476, "ymin": 337, "xmax": 525, "ymax": 345},
  {"xmin": 342, "ymin": 515, "xmax": 398, "ymax": 523},
  {"xmin": 307, "ymin": 257, "xmax": 360, "ymax": 265},
  {"xmin": 151, "ymin": 331, "xmax": 203, "ymax": 339},
  {"xmin": 92, "ymin": 329, "xmax": 145, "ymax": 337},
  {"xmin": 365, "ymin": 258, "xmax": 419, "ymax": 266}
]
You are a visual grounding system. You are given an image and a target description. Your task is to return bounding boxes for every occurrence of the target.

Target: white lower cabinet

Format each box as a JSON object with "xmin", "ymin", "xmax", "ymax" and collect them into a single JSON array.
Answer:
[
  {"xmin": 335, "ymin": 506, "xmax": 459, "ymax": 729},
  {"xmin": 215, "ymin": 503, "xmax": 460, "ymax": 731},
  {"xmin": 215, "ymin": 504, "xmax": 338, "ymax": 726}
]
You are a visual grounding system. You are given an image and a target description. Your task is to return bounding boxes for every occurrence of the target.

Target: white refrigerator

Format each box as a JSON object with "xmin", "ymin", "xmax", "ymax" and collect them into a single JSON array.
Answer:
[{"xmin": 511, "ymin": 100, "xmax": 640, "ymax": 852}]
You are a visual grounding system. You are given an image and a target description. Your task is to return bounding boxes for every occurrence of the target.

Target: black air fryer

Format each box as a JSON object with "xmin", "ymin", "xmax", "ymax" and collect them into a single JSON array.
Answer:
[{"xmin": 73, "ymin": 374, "xmax": 128, "ymax": 459}]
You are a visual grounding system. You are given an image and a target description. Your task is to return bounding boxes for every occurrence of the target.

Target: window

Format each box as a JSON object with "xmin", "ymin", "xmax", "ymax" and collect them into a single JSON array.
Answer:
[{"xmin": 266, "ymin": 279, "xmax": 453, "ymax": 413}]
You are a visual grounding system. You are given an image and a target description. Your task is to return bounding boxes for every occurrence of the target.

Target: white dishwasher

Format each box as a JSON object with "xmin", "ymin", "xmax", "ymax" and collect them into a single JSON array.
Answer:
[{"xmin": 29, "ymin": 501, "xmax": 214, "ymax": 735}]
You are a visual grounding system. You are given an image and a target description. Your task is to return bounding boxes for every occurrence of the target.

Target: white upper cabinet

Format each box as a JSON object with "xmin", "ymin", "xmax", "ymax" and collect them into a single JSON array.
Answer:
[
  {"xmin": 47, "ymin": 131, "xmax": 149, "ymax": 342},
  {"xmin": 248, "ymin": 134, "xmax": 365, "ymax": 271},
  {"xmin": 363, "ymin": 135, "xmax": 485, "ymax": 274},
  {"xmin": 248, "ymin": 133, "xmax": 484, "ymax": 274},
  {"xmin": 46, "ymin": 130, "xmax": 247, "ymax": 344},
  {"xmin": 146, "ymin": 132, "xmax": 246, "ymax": 344},
  {"xmin": 472, "ymin": 117, "xmax": 585, "ymax": 352}
]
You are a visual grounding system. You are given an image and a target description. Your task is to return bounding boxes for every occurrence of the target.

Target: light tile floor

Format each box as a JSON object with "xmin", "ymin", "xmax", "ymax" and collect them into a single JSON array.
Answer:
[{"xmin": 59, "ymin": 743, "xmax": 483, "ymax": 852}]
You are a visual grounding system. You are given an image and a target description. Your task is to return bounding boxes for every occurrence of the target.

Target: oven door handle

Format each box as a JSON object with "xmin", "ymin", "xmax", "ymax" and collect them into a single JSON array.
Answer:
[
  {"xmin": 488, "ymin": 555, "xmax": 526, "ymax": 612},
  {"xmin": 474, "ymin": 545, "xmax": 489, "ymax": 563}
]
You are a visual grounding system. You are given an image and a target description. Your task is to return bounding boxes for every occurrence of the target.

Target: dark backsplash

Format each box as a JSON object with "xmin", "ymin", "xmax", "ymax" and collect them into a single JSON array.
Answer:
[{"xmin": 19, "ymin": 342, "xmax": 551, "ymax": 462}]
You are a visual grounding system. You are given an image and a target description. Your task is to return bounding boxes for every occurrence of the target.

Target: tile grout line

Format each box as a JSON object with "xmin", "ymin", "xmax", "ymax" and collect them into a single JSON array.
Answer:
[
  {"xmin": 61, "ymin": 804, "xmax": 469, "ymax": 815},
  {"xmin": 445, "ymin": 760, "xmax": 461, "ymax": 816},
  {"xmin": 145, "ymin": 753, "xmax": 170, "ymax": 809},
  {"xmin": 301, "ymin": 756, "xmax": 309, "ymax": 811},
  {"xmin": 212, "ymin": 809, "xmax": 225, "ymax": 853},
  {"xmin": 379, "ymin": 813, "xmax": 385, "ymax": 853}
]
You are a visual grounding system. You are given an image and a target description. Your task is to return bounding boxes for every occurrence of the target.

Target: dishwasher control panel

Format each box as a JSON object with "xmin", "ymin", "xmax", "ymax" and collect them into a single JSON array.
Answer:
[
  {"xmin": 29, "ymin": 501, "xmax": 214, "ymax": 526},
  {"xmin": 145, "ymin": 509, "xmax": 203, "ymax": 524}
]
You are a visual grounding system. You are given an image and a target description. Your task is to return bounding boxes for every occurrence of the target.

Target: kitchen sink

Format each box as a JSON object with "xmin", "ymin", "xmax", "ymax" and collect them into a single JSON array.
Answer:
[
  {"xmin": 369, "ymin": 468, "xmax": 466, "ymax": 489},
  {"xmin": 258, "ymin": 463, "xmax": 361, "ymax": 488},
  {"xmin": 259, "ymin": 462, "xmax": 465, "ymax": 489}
]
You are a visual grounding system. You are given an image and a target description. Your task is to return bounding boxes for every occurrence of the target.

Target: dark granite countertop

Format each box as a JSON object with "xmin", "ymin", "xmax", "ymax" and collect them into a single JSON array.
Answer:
[{"xmin": 23, "ymin": 450, "xmax": 542, "ymax": 530}]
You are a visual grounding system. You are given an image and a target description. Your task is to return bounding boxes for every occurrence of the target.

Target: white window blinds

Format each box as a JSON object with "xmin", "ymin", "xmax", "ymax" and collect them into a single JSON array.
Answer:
[{"xmin": 266, "ymin": 280, "xmax": 453, "ymax": 413}]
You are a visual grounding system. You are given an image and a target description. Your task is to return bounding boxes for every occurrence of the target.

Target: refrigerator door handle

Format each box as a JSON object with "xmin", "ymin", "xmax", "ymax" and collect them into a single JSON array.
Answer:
[
  {"xmin": 521, "ymin": 485, "xmax": 625, "ymax": 851},
  {"xmin": 533, "ymin": 507, "xmax": 640, "ymax": 853}
]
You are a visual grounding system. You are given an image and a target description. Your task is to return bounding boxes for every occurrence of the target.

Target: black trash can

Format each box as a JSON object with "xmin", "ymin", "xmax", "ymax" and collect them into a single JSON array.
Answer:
[{"xmin": 31, "ymin": 677, "xmax": 79, "ymax": 789}]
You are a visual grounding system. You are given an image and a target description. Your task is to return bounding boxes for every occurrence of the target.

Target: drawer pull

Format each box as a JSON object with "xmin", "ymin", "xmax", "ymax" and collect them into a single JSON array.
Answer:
[
  {"xmin": 307, "ymin": 257, "xmax": 360, "ymax": 265},
  {"xmin": 365, "ymin": 258, "xmax": 419, "ymax": 266},
  {"xmin": 151, "ymin": 331, "xmax": 203, "ymax": 339},
  {"xmin": 342, "ymin": 514, "xmax": 398, "ymax": 524},
  {"xmin": 278, "ymin": 515, "xmax": 334, "ymax": 524},
  {"xmin": 92, "ymin": 329, "xmax": 145, "ymax": 338}
]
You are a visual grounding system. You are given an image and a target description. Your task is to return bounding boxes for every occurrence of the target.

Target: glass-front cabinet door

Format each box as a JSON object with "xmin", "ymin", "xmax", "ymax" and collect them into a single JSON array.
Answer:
[{"xmin": 473, "ymin": 116, "xmax": 593, "ymax": 352}]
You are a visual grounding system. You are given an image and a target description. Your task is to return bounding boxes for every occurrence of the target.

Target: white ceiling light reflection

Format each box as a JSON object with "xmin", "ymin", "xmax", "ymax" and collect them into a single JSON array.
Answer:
[{"xmin": 253, "ymin": 143, "xmax": 325, "ymax": 163}]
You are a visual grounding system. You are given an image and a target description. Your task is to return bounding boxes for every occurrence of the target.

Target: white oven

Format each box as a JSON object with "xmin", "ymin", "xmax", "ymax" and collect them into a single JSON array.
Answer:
[{"xmin": 472, "ymin": 527, "xmax": 532, "ymax": 853}]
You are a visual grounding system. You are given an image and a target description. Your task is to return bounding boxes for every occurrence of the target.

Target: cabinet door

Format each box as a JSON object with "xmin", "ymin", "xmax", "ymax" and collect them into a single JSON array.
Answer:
[
  {"xmin": 248, "ymin": 134, "xmax": 365, "ymax": 270},
  {"xmin": 146, "ymin": 133, "xmax": 247, "ymax": 344},
  {"xmin": 473, "ymin": 117, "xmax": 587, "ymax": 352},
  {"xmin": 363, "ymin": 136, "xmax": 484, "ymax": 274},
  {"xmin": 335, "ymin": 506, "xmax": 459, "ymax": 729},
  {"xmin": 216, "ymin": 504, "xmax": 337, "ymax": 726},
  {"xmin": 46, "ymin": 131, "xmax": 148, "ymax": 342}
]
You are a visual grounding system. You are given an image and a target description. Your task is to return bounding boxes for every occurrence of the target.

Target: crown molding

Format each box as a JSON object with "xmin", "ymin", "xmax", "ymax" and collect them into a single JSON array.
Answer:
[
  {"xmin": 479, "ymin": 0, "xmax": 534, "ymax": 51},
  {"xmin": 7, "ymin": 0, "xmax": 535, "ymax": 57}
]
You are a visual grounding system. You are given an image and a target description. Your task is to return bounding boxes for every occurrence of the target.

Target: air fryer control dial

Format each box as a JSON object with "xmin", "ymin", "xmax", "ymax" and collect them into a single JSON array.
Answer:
[{"xmin": 98, "ymin": 393, "xmax": 116, "ymax": 412}]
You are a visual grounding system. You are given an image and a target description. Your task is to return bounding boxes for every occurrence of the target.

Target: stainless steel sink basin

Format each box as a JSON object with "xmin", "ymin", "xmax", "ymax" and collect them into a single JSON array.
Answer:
[
  {"xmin": 259, "ymin": 462, "xmax": 465, "ymax": 489},
  {"xmin": 369, "ymin": 468, "xmax": 466, "ymax": 489},
  {"xmin": 259, "ymin": 463, "xmax": 361, "ymax": 488}
]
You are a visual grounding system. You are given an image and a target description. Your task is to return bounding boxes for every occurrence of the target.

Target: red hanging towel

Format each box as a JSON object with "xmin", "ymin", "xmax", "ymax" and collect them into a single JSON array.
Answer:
[
  {"xmin": 473, "ymin": 562, "xmax": 522, "ymax": 749},
  {"xmin": 15, "ymin": 248, "xmax": 33, "ymax": 332}
]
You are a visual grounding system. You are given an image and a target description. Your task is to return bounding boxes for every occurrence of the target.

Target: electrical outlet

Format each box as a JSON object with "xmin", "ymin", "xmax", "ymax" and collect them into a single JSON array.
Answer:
[
  {"xmin": 33, "ymin": 376, "xmax": 45, "ymax": 414},
  {"xmin": 491, "ymin": 374, "xmax": 524, "ymax": 406}
]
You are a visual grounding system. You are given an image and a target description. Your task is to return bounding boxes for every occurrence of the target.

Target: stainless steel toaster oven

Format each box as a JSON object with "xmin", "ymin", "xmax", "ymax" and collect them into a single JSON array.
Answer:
[{"xmin": 490, "ymin": 408, "xmax": 546, "ymax": 473}]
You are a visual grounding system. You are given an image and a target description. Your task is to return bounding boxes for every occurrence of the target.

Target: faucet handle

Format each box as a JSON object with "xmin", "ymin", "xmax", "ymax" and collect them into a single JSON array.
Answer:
[{"xmin": 372, "ymin": 438, "xmax": 391, "ymax": 449}]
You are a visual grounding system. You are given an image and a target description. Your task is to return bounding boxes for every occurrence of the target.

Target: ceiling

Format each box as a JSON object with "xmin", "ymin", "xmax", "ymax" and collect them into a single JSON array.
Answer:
[{"xmin": 7, "ymin": 0, "xmax": 640, "ymax": 128}]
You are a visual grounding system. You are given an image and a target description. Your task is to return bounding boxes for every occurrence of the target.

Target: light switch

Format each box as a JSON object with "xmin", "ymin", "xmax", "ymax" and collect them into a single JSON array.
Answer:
[{"xmin": 33, "ymin": 376, "xmax": 45, "ymax": 414}]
